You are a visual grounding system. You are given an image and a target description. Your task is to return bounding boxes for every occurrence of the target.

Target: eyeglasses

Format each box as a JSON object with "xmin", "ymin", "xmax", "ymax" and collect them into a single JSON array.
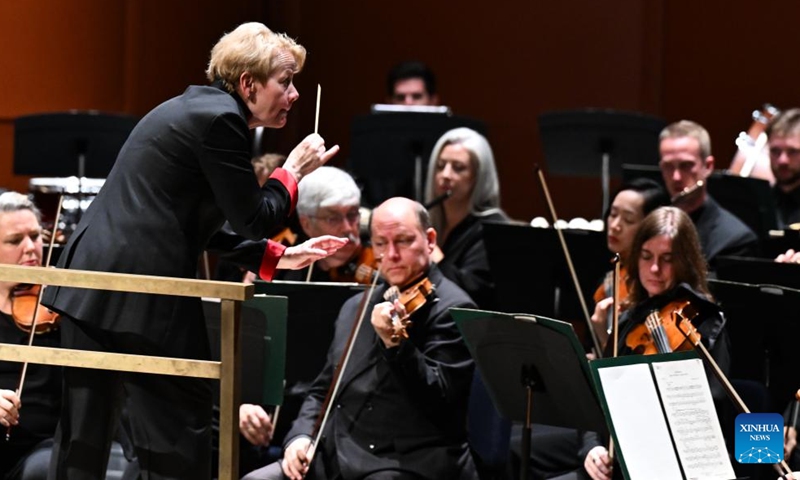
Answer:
[{"xmin": 312, "ymin": 210, "xmax": 361, "ymax": 227}]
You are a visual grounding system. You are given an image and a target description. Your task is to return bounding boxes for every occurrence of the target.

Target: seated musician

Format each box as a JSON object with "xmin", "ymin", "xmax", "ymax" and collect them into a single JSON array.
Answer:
[
  {"xmin": 584, "ymin": 206, "xmax": 732, "ymax": 480},
  {"xmin": 0, "ymin": 192, "xmax": 59, "ymax": 480},
  {"xmin": 592, "ymin": 178, "xmax": 670, "ymax": 323},
  {"xmin": 508, "ymin": 179, "xmax": 669, "ymax": 480},
  {"xmin": 658, "ymin": 120, "xmax": 759, "ymax": 269},
  {"xmin": 240, "ymin": 197, "xmax": 479, "ymax": 480},
  {"xmin": 424, "ymin": 127, "xmax": 510, "ymax": 311},
  {"xmin": 274, "ymin": 165, "xmax": 378, "ymax": 284}
]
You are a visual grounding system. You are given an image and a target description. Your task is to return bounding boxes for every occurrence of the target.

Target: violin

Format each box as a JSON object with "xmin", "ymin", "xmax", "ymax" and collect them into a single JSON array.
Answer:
[
  {"xmin": 383, "ymin": 276, "xmax": 436, "ymax": 342},
  {"xmin": 625, "ymin": 299, "xmax": 701, "ymax": 355},
  {"xmin": 10, "ymin": 284, "xmax": 60, "ymax": 334},
  {"xmin": 329, "ymin": 245, "xmax": 379, "ymax": 285}
]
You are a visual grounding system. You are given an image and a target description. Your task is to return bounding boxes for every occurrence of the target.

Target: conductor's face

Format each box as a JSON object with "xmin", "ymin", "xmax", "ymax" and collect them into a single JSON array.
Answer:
[
  {"xmin": 247, "ymin": 51, "xmax": 300, "ymax": 129},
  {"xmin": 371, "ymin": 199, "xmax": 435, "ymax": 287}
]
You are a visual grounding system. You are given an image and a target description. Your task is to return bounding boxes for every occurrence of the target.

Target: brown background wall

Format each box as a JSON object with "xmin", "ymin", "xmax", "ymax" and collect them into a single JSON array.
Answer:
[{"xmin": 1, "ymin": 0, "xmax": 797, "ymax": 222}]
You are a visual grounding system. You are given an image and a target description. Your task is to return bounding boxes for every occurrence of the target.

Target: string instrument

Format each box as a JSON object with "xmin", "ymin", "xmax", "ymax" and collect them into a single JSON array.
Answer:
[
  {"xmin": 271, "ymin": 226, "xmax": 298, "ymax": 247},
  {"xmin": 677, "ymin": 315, "xmax": 795, "ymax": 478},
  {"xmin": 7, "ymin": 195, "xmax": 63, "ymax": 441},
  {"xmin": 10, "ymin": 284, "xmax": 60, "ymax": 334},
  {"xmin": 329, "ymin": 245, "xmax": 379, "ymax": 285},
  {"xmin": 729, "ymin": 104, "xmax": 780, "ymax": 182},
  {"xmin": 383, "ymin": 276, "xmax": 436, "ymax": 342},
  {"xmin": 593, "ymin": 265, "xmax": 629, "ymax": 335},
  {"xmin": 625, "ymin": 299, "xmax": 700, "ymax": 355}
]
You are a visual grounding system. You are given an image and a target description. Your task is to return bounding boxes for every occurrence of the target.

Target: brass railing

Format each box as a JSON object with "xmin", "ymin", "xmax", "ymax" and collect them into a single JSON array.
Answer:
[{"xmin": 0, "ymin": 264, "xmax": 253, "ymax": 480}]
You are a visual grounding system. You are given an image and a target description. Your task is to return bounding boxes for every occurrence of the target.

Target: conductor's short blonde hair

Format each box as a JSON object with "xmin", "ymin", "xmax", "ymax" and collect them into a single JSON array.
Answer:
[{"xmin": 206, "ymin": 22, "xmax": 306, "ymax": 93}]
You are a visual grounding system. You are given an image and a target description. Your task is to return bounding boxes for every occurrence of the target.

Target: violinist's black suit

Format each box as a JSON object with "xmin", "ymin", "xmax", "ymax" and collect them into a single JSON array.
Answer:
[
  {"xmin": 42, "ymin": 82, "xmax": 296, "ymax": 480},
  {"xmin": 246, "ymin": 266, "xmax": 478, "ymax": 480}
]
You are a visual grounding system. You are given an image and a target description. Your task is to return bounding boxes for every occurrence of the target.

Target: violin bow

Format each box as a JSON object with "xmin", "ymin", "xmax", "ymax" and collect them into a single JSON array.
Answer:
[
  {"xmin": 7, "ymin": 194, "xmax": 64, "ymax": 441},
  {"xmin": 676, "ymin": 317, "xmax": 795, "ymax": 477},
  {"xmin": 605, "ymin": 253, "xmax": 622, "ymax": 465},
  {"xmin": 306, "ymin": 257, "xmax": 381, "ymax": 466},
  {"xmin": 535, "ymin": 166, "xmax": 602, "ymax": 356}
]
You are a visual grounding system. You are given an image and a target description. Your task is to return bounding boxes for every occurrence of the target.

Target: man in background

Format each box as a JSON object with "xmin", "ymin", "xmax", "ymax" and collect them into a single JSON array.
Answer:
[
  {"xmin": 386, "ymin": 60, "xmax": 439, "ymax": 106},
  {"xmin": 658, "ymin": 120, "xmax": 758, "ymax": 269}
]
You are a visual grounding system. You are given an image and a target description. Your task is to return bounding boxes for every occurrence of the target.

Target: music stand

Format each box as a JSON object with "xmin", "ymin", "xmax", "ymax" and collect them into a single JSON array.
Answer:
[
  {"xmin": 538, "ymin": 109, "xmax": 666, "ymax": 216},
  {"xmin": 706, "ymin": 173, "xmax": 777, "ymax": 241},
  {"xmin": 709, "ymin": 278, "xmax": 800, "ymax": 415},
  {"xmin": 715, "ymin": 255, "xmax": 800, "ymax": 290},
  {"xmin": 621, "ymin": 163, "xmax": 664, "ymax": 186},
  {"xmin": 452, "ymin": 308, "xmax": 607, "ymax": 480},
  {"xmin": 252, "ymin": 280, "xmax": 365, "ymax": 443},
  {"xmin": 14, "ymin": 111, "xmax": 139, "ymax": 178},
  {"xmin": 482, "ymin": 221, "xmax": 610, "ymax": 351},
  {"xmin": 347, "ymin": 112, "xmax": 486, "ymax": 207}
]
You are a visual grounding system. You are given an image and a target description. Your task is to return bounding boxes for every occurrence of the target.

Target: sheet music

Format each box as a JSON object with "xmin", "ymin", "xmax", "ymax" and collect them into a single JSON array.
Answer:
[
  {"xmin": 653, "ymin": 359, "xmax": 736, "ymax": 480},
  {"xmin": 598, "ymin": 363, "xmax": 684, "ymax": 480}
]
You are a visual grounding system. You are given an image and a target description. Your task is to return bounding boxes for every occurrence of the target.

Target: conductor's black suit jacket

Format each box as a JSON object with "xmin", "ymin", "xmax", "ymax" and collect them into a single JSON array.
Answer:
[
  {"xmin": 285, "ymin": 266, "xmax": 478, "ymax": 479},
  {"xmin": 43, "ymin": 83, "xmax": 292, "ymax": 355}
]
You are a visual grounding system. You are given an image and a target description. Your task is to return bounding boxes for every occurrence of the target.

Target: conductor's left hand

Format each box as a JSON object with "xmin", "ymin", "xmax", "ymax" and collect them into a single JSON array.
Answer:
[{"xmin": 277, "ymin": 235, "xmax": 348, "ymax": 270}]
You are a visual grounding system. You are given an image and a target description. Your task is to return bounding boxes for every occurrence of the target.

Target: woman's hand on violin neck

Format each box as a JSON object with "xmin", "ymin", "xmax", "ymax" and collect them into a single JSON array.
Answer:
[
  {"xmin": 0, "ymin": 389, "xmax": 21, "ymax": 428},
  {"xmin": 278, "ymin": 235, "xmax": 349, "ymax": 270},
  {"xmin": 283, "ymin": 133, "xmax": 340, "ymax": 183},
  {"xmin": 591, "ymin": 297, "xmax": 614, "ymax": 350}
]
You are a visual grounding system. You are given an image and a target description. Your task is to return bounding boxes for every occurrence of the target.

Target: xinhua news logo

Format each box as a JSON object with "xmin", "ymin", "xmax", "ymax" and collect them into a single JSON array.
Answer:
[{"xmin": 735, "ymin": 413, "xmax": 783, "ymax": 464}]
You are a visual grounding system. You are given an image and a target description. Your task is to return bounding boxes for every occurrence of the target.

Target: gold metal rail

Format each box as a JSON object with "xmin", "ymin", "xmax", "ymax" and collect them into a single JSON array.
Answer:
[{"xmin": 0, "ymin": 264, "xmax": 253, "ymax": 480}]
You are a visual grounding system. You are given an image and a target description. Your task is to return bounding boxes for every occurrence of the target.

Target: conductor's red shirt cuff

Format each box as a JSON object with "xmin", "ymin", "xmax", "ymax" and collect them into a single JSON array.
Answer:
[
  {"xmin": 269, "ymin": 168, "xmax": 298, "ymax": 215},
  {"xmin": 259, "ymin": 240, "xmax": 287, "ymax": 281}
]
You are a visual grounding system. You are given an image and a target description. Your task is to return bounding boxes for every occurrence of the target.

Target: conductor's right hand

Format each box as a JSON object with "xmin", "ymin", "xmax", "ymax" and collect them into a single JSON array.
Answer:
[
  {"xmin": 277, "ymin": 235, "xmax": 348, "ymax": 270},
  {"xmin": 584, "ymin": 445, "xmax": 613, "ymax": 480},
  {"xmin": 283, "ymin": 133, "xmax": 340, "ymax": 183},
  {"xmin": 0, "ymin": 389, "xmax": 20, "ymax": 428},
  {"xmin": 282, "ymin": 436, "xmax": 313, "ymax": 480}
]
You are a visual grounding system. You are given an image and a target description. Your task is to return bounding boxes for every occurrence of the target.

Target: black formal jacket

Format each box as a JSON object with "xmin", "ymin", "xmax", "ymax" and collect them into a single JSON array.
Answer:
[
  {"xmin": 42, "ymin": 83, "xmax": 294, "ymax": 354},
  {"xmin": 284, "ymin": 266, "xmax": 478, "ymax": 479},
  {"xmin": 436, "ymin": 210, "xmax": 509, "ymax": 311},
  {"xmin": 691, "ymin": 195, "xmax": 759, "ymax": 270}
]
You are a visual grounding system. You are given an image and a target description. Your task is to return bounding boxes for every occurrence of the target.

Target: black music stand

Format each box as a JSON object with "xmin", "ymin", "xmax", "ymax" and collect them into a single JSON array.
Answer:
[
  {"xmin": 706, "ymin": 173, "xmax": 777, "ymax": 241},
  {"xmin": 251, "ymin": 280, "xmax": 366, "ymax": 444},
  {"xmin": 482, "ymin": 221, "xmax": 610, "ymax": 352},
  {"xmin": 347, "ymin": 112, "xmax": 486, "ymax": 207},
  {"xmin": 538, "ymin": 109, "xmax": 666, "ymax": 216},
  {"xmin": 14, "ymin": 111, "xmax": 139, "ymax": 178},
  {"xmin": 452, "ymin": 308, "xmax": 607, "ymax": 480},
  {"xmin": 709, "ymin": 278, "xmax": 800, "ymax": 415}
]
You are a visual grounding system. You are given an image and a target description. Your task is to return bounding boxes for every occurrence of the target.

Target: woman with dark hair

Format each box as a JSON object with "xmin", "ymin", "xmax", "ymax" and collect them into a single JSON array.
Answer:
[
  {"xmin": 591, "ymin": 178, "xmax": 669, "ymax": 339},
  {"xmin": 584, "ymin": 206, "xmax": 731, "ymax": 480}
]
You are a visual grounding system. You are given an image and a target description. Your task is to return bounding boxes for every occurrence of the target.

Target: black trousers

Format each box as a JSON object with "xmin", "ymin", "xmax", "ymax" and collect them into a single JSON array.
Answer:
[{"xmin": 48, "ymin": 318, "xmax": 213, "ymax": 480}]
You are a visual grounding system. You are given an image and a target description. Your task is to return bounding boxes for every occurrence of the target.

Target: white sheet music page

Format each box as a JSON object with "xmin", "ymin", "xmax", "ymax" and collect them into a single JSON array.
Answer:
[
  {"xmin": 652, "ymin": 358, "xmax": 736, "ymax": 480},
  {"xmin": 598, "ymin": 363, "xmax": 683, "ymax": 480}
]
